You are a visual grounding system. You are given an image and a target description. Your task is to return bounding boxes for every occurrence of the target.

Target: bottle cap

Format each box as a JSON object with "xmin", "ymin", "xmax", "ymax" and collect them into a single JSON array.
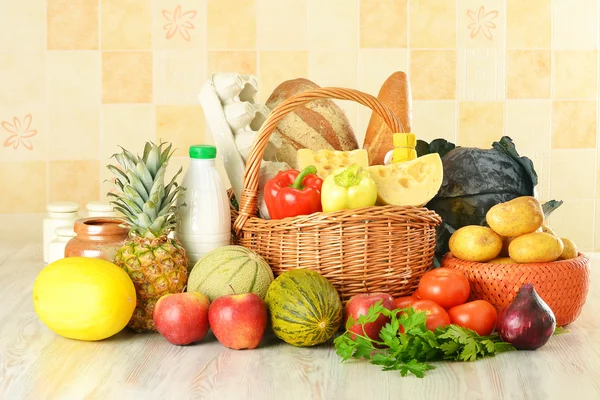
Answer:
[
  {"xmin": 86, "ymin": 201, "xmax": 114, "ymax": 213},
  {"xmin": 393, "ymin": 133, "xmax": 416, "ymax": 148},
  {"xmin": 55, "ymin": 227, "xmax": 77, "ymax": 238},
  {"xmin": 189, "ymin": 145, "xmax": 217, "ymax": 159},
  {"xmin": 47, "ymin": 202, "xmax": 80, "ymax": 213}
]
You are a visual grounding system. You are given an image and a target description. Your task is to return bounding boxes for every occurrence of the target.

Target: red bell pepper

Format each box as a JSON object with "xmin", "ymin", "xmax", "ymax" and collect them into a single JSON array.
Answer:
[{"xmin": 264, "ymin": 165, "xmax": 323, "ymax": 219}]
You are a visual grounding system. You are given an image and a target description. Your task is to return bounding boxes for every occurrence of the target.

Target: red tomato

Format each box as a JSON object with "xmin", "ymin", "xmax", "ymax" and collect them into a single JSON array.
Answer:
[
  {"xmin": 412, "ymin": 300, "xmax": 451, "ymax": 331},
  {"xmin": 411, "ymin": 289, "xmax": 421, "ymax": 300},
  {"xmin": 418, "ymin": 268, "xmax": 470, "ymax": 309},
  {"xmin": 448, "ymin": 300, "xmax": 498, "ymax": 336},
  {"xmin": 393, "ymin": 296, "xmax": 415, "ymax": 310}
]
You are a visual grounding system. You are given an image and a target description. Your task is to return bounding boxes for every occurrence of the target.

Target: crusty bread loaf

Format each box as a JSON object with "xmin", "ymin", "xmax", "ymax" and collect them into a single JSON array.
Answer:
[
  {"xmin": 264, "ymin": 78, "xmax": 358, "ymax": 169},
  {"xmin": 363, "ymin": 72, "xmax": 412, "ymax": 165}
]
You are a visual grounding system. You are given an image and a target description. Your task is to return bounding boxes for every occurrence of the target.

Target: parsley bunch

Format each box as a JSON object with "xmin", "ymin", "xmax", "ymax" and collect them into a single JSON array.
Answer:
[{"xmin": 334, "ymin": 302, "xmax": 516, "ymax": 378}]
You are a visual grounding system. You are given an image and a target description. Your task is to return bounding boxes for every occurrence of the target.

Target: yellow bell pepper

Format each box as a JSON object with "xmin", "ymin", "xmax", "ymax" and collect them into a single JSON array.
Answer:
[{"xmin": 321, "ymin": 164, "xmax": 378, "ymax": 213}]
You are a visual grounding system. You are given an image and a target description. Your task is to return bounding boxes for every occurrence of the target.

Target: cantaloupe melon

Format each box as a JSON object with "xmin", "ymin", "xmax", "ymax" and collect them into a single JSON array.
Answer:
[{"xmin": 187, "ymin": 246, "xmax": 274, "ymax": 301}]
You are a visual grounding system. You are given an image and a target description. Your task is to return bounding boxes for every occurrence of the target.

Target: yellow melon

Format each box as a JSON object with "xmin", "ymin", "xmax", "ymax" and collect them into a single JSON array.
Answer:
[{"xmin": 33, "ymin": 257, "xmax": 136, "ymax": 341}]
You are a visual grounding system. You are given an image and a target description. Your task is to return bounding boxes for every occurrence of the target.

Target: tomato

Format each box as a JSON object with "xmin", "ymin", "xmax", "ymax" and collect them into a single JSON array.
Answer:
[
  {"xmin": 448, "ymin": 300, "xmax": 498, "ymax": 336},
  {"xmin": 393, "ymin": 296, "xmax": 415, "ymax": 310},
  {"xmin": 411, "ymin": 289, "xmax": 421, "ymax": 300},
  {"xmin": 412, "ymin": 300, "xmax": 451, "ymax": 331},
  {"xmin": 417, "ymin": 268, "xmax": 470, "ymax": 309}
]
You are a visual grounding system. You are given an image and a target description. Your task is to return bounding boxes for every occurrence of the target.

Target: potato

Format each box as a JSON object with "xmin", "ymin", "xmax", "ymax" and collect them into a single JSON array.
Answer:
[
  {"xmin": 486, "ymin": 196, "xmax": 544, "ymax": 237},
  {"xmin": 559, "ymin": 238, "xmax": 578, "ymax": 260},
  {"xmin": 540, "ymin": 223, "xmax": 557, "ymax": 236},
  {"xmin": 508, "ymin": 232, "xmax": 564, "ymax": 263},
  {"xmin": 499, "ymin": 236, "xmax": 516, "ymax": 257},
  {"xmin": 488, "ymin": 257, "xmax": 517, "ymax": 264},
  {"xmin": 449, "ymin": 226, "xmax": 503, "ymax": 262}
]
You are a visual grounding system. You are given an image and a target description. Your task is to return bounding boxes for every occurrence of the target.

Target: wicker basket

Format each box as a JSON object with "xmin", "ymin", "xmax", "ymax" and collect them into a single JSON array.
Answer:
[
  {"xmin": 442, "ymin": 253, "xmax": 591, "ymax": 326},
  {"xmin": 230, "ymin": 87, "xmax": 442, "ymax": 303}
]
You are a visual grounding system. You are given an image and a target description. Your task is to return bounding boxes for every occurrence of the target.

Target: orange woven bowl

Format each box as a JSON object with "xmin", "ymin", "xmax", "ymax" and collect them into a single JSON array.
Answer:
[{"xmin": 441, "ymin": 253, "xmax": 591, "ymax": 326}]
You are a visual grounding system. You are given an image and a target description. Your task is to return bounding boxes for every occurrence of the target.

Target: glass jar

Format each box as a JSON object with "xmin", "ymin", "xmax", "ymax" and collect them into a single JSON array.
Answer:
[
  {"xmin": 85, "ymin": 201, "xmax": 117, "ymax": 218},
  {"xmin": 47, "ymin": 226, "xmax": 77, "ymax": 264},
  {"xmin": 65, "ymin": 217, "xmax": 129, "ymax": 262},
  {"xmin": 43, "ymin": 202, "xmax": 80, "ymax": 263}
]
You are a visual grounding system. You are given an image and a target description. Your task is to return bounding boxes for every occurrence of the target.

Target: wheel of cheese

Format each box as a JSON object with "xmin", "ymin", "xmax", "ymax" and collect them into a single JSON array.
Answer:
[{"xmin": 264, "ymin": 78, "xmax": 359, "ymax": 169}]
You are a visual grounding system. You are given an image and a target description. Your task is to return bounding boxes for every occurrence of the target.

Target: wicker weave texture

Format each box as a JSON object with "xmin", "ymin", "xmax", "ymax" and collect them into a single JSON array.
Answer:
[
  {"xmin": 229, "ymin": 87, "xmax": 442, "ymax": 302},
  {"xmin": 442, "ymin": 253, "xmax": 591, "ymax": 326}
]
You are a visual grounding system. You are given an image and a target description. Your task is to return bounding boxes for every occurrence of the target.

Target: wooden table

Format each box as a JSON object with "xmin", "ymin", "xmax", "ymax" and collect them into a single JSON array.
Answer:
[{"xmin": 1, "ymin": 214, "xmax": 599, "ymax": 400}]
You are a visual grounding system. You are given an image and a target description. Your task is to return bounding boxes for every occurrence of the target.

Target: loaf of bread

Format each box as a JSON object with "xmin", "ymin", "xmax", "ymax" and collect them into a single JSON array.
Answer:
[
  {"xmin": 264, "ymin": 78, "xmax": 358, "ymax": 169},
  {"xmin": 363, "ymin": 72, "xmax": 412, "ymax": 165}
]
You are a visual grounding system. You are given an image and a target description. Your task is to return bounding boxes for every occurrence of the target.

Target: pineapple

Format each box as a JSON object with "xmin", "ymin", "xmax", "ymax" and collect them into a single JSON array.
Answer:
[{"xmin": 107, "ymin": 141, "xmax": 188, "ymax": 332}]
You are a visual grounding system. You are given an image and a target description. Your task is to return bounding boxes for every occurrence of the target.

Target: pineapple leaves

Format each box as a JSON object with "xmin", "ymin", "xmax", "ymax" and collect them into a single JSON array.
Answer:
[
  {"xmin": 106, "ymin": 165, "xmax": 129, "ymax": 184},
  {"xmin": 123, "ymin": 186, "xmax": 145, "ymax": 211},
  {"xmin": 126, "ymin": 170, "xmax": 150, "ymax": 201},
  {"xmin": 142, "ymin": 201, "xmax": 158, "ymax": 221},
  {"xmin": 135, "ymin": 161, "xmax": 154, "ymax": 194},
  {"xmin": 145, "ymin": 144, "xmax": 162, "ymax": 178},
  {"xmin": 160, "ymin": 143, "xmax": 174, "ymax": 165}
]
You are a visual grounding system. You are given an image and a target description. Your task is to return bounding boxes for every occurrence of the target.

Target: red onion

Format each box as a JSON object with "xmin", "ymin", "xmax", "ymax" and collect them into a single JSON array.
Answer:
[{"xmin": 496, "ymin": 283, "xmax": 556, "ymax": 350}]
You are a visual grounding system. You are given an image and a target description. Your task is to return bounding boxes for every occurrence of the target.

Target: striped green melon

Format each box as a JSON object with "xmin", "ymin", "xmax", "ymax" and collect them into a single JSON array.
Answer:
[
  {"xmin": 187, "ymin": 246, "xmax": 274, "ymax": 301},
  {"xmin": 265, "ymin": 269, "xmax": 343, "ymax": 347}
]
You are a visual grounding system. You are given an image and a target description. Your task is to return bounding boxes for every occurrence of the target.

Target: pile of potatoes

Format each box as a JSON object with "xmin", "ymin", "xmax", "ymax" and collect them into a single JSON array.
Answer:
[{"xmin": 449, "ymin": 196, "xmax": 578, "ymax": 264}]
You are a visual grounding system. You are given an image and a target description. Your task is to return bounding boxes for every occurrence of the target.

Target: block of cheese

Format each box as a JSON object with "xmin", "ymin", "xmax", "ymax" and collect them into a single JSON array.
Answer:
[
  {"xmin": 367, "ymin": 153, "xmax": 443, "ymax": 207},
  {"xmin": 297, "ymin": 149, "xmax": 369, "ymax": 180}
]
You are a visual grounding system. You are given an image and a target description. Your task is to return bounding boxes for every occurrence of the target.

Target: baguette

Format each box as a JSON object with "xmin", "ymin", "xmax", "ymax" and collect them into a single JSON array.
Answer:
[{"xmin": 363, "ymin": 72, "xmax": 412, "ymax": 165}]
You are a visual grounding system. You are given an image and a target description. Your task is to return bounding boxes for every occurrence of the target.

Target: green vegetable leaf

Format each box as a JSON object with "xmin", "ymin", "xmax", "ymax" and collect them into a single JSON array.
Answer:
[
  {"xmin": 333, "ymin": 336, "xmax": 354, "ymax": 361},
  {"xmin": 553, "ymin": 326, "xmax": 570, "ymax": 335},
  {"xmin": 494, "ymin": 342, "xmax": 517, "ymax": 353},
  {"xmin": 353, "ymin": 336, "xmax": 374, "ymax": 360},
  {"xmin": 492, "ymin": 136, "xmax": 538, "ymax": 191},
  {"xmin": 415, "ymin": 139, "xmax": 457, "ymax": 158},
  {"xmin": 542, "ymin": 200, "xmax": 564, "ymax": 219},
  {"xmin": 399, "ymin": 359, "xmax": 435, "ymax": 378}
]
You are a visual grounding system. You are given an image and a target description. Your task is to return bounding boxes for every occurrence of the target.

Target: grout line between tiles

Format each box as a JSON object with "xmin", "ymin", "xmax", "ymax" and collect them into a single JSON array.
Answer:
[
  {"xmin": 44, "ymin": 0, "xmax": 49, "ymax": 206},
  {"xmin": 454, "ymin": 0, "xmax": 459, "ymax": 144},
  {"xmin": 98, "ymin": 0, "xmax": 103, "ymax": 201},
  {"xmin": 548, "ymin": 0, "xmax": 554, "ymax": 203}
]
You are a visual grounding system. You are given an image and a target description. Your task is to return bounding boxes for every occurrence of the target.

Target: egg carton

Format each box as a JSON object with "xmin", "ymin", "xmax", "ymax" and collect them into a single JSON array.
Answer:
[{"xmin": 199, "ymin": 73, "xmax": 288, "ymax": 219}]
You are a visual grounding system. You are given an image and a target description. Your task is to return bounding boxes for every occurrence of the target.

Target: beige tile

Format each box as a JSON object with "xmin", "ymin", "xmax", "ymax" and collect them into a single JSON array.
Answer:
[
  {"xmin": 156, "ymin": 106, "xmax": 206, "ymax": 157},
  {"xmin": 48, "ymin": 107, "xmax": 99, "ymax": 161},
  {"xmin": 552, "ymin": 101, "xmax": 597, "ymax": 149},
  {"xmin": 596, "ymin": 201, "xmax": 600, "ymax": 251},
  {"xmin": 0, "ymin": 162, "xmax": 47, "ymax": 213},
  {"xmin": 208, "ymin": 52, "xmax": 257, "ymax": 75},
  {"xmin": 457, "ymin": 48, "xmax": 506, "ymax": 101},
  {"xmin": 102, "ymin": 52, "xmax": 153, "ymax": 104},
  {"xmin": 360, "ymin": 0, "xmax": 408, "ymax": 48},
  {"xmin": 49, "ymin": 161, "xmax": 100, "ymax": 208},
  {"xmin": 358, "ymin": 49, "xmax": 409, "ymax": 96},
  {"xmin": 410, "ymin": 50, "xmax": 456, "ymax": 100},
  {"xmin": 410, "ymin": 0, "xmax": 456, "ymax": 48},
  {"xmin": 154, "ymin": 50, "xmax": 208, "ymax": 105},
  {"xmin": 0, "ymin": 52, "xmax": 45, "ymax": 106},
  {"xmin": 0, "ymin": 0, "xmax": 45, "ymax": 50},
  {"xmin": 458, "ymin": 101, "xmax": 504, "ymax": 148},
  {"xmin": 0, "ymin": 109, "xmax": 47, "ymax": 162},
  {"xmin": 506, "ymin": 50, "xmax": 551, "ymax": 99},
  {"xmin": 505, "ymin": 100, "xmax": 551, "ymax": 156},
  {"xmin": 207, "ymin": 0, "xmax": 255, "ymax": 49},
  {"xmin": 257, "ymin": 0, "xmax": 306, "ymax": 50},
  {"xmin": 459, "ymin": 0, "xmax": 505, "ymax": 49},
  {"xmin": 550, "ymin": 149, "xmax": 596, "ymax": 200},
  {"xmin": 553, "ymin": 0, "xmax": 599, "ymax": 50},
  {"xmin": 154, "ymin": 0, "xmax": 205, "ymax": 49},
  {"xmin": 102, "ymin": 105, "xmax": 155, "ymax": 160},
  {"xmin": 553, "ymin": 51, "xmax": 598, "ymax": 99},
  {"xmin": 309, "ymin": 51, "xmax": 358, "ymax": 88},
  {"xmin": 547, "ymin": 199, "xmax": 595, "ymax": 251},
  {"xmin": 101, "ymin": 0, "xmax": 152, "ymax": 50},
  {"xmin": 259, "ymin": 52, "xmax": 308, "ymax": 102},
  {"xmin": 412, "ymin": 101, "xmax": 457, "ymax": 144},
  {"xmin": 47, "ymin": 0, "xmax": 98, "ymax": 50},
  {"xmin": 506, "ymin": 0, "xmax": 551, "ymax": 48},
  {"xmin": 308, "ymin": 0, "xmax": 358, "ymax": 50},
  {"xmin": 47, "ymin": 51, "xmax": 100, "ymax": 106},
  {"xmin": 530, "ymin": 153, "xmax": 550, "ymax": 203}
]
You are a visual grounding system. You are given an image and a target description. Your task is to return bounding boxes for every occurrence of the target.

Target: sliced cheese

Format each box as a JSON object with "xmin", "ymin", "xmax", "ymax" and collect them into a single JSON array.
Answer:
[
  {"xmin": 367, "ymin": 153, "xmax": 443, "ymax": 207},
  {"xmin": 297, "ymin": 149, "xmax": 369, "ymax": 180}
]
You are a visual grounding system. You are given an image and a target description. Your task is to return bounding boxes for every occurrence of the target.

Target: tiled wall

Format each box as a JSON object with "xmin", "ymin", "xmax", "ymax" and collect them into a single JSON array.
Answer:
[{"xmin": 0, "ymin": 0, "xmax": 599, "ymax": 251}]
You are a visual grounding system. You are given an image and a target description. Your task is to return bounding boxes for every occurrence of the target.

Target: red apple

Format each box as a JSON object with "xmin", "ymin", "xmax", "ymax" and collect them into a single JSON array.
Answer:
[
  {"xmin": 208, "ymin": 293, "xmax": 267, "ymax": 350},
  {"xmin": 153, "ymin": 292, "xmax": 210, "ymax": 345},
  {"xmin": 345, "ymin": 293, "xmax": 395, "ymax": 341}
]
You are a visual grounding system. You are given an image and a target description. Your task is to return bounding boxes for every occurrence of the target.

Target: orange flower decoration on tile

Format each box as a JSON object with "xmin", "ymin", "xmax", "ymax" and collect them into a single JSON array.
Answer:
[
  {"xmin": 467, "ymin": 6, "xmax": 498, "ymax": 40},
  {"xmin": 162, "ymin": 5, "xmax": 197, "ymax": 41},
  {"xmin": 2, "ymin": 114, "xmax": 37, "ymax": 151}
]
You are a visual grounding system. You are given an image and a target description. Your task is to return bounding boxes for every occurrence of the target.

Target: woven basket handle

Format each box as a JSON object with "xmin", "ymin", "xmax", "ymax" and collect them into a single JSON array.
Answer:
[{"xmin": 233, "ymin": 87, "xmax": 405, "ymax": 234}]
